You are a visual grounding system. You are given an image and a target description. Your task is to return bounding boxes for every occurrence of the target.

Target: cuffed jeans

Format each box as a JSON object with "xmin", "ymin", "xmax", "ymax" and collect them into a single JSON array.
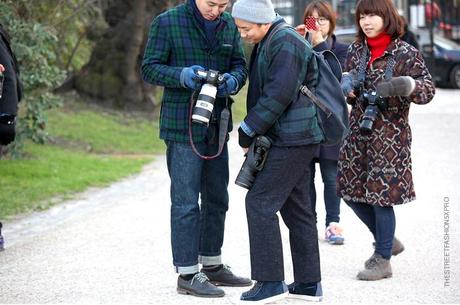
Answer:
[
  {"xmin": 309, "ymin": 158, "xmax": 341, "ymax": 227},
  {"xmin": 346, "ymin": 201, "xmax": 395, "ymax": 259},
  {"xmin": 245, "ymin": 145, "xmax": 321, "ymax": 283},
  {"xmin": 166, "ymin": 140, "xmax": 229, "ymax": 274}
]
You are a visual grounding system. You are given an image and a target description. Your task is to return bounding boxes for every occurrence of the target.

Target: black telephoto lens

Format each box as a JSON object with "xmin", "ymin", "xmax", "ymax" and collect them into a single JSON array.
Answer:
[
  {"xmin": 235, "ymin": 136, "xmax": 271, "ymax": 189},
  {"xmin": 359, "ymin": 104, "xmax": 378, "ymax": 134}
]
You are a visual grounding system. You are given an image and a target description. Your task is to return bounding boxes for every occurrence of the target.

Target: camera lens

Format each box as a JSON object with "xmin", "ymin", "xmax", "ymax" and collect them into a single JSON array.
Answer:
[
  {"xmin": 359, "ymin": 105, "xmax": 378, "ymax": 134},
  {"xmin": 235, "ymin": 164, "xmax": 256, "ymax": 189},
  {"xmin": 192, "ymin": 83, "xmax": 217, "ymax": 126}
]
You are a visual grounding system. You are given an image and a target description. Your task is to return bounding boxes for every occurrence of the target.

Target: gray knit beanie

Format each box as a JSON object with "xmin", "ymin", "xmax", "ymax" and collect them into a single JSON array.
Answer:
[{"xmin": 232, "ymin": 0, "xmax": 276, "ymax": 24}]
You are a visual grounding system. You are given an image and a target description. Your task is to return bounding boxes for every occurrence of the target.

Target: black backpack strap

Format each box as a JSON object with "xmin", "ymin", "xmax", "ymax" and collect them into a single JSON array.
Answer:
[
  {"xmin": 321, "ymin": 50, "xmax": 342, "ymax": 82},
  {"xmin": 299, "ymin": 84, "xmax": 332, "ymax": 117}
]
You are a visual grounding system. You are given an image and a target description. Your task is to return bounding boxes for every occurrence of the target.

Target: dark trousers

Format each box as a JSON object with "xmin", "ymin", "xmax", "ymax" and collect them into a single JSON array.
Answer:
[
  {"xmin": 346, "ymin": 201, "xmax": 395, "ymax": 259},
  {"xmin": 309, "ymin": 158, "xmax": 341, "ymax": 227},
  {"xmin": 245, "ymin": 145, "xmax": 321, "ymax": 283}
]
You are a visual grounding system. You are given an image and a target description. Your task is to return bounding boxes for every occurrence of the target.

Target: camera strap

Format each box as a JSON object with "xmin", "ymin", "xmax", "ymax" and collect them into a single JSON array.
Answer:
[
  {"xmin": 188, "ymin": 94, "xmax": 230, "ymax": 160},
  {"xmin": 358, "ymin": 45, "xmax": 396, "ymax": 85}
]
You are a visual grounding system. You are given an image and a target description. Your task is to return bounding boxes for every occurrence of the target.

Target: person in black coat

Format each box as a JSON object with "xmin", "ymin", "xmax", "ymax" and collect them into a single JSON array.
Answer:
[
  {"xmin": 0, "ymin": 23, "xmax": 22, "ymax": 147},
  {"xmin": 0, "ymin": 23, "xmax": 22, "ymax": 250},
  {"xmin": 295, "ymin": 0, "xmax": 348, "ymax": 245},
  {"xmin": 401, "ymin": 17, "xmax": 419, "ymax": 50}
]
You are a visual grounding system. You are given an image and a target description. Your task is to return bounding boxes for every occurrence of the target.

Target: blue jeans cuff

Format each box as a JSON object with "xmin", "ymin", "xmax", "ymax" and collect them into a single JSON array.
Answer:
[
  {"xmin": 175, "ymin": 264, "xmax": 200, "ymax": 274},
  {"xmin": 199, "ymin": 255, "xmax": 222, "ymax": 266}
]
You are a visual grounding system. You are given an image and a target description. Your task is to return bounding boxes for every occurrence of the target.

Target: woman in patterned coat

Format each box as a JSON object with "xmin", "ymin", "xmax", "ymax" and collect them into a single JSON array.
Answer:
[{"xmin": 338, "ymin": 0, "xmax": 435, "ymax": 281}]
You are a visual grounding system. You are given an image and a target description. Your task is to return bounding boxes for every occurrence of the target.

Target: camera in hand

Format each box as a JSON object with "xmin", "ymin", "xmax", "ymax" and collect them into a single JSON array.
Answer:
[
  {"xmin": 235, "ymin": 136, "xmax": 271, "ymax": 190},
  {"xmin": 192, "ymin": 69, "xmax": 225, "ymax": 126},
  {"xmin": 358, "ymin": 90, "xmax": 388, "ymax": 135},
  {"xmin": 357, "ymin": 77, "xmax": 415, "ymax": 135}
]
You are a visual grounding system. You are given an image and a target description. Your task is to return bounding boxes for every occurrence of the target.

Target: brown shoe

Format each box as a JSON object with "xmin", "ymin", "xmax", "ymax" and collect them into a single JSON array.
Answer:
[
  {"xmin": 366, "ymin": 237, "xmax": 404, "ymax": 269},
  {"xmin": 357, "ymin": 253, "xmax": 392, "ymax": 281}
]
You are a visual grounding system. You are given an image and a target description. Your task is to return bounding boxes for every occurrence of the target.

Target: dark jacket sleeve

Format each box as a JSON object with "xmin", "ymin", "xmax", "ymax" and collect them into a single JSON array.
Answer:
[
  {"xmin": 0, "ymin": 38, "xmax": 18, "ymax": 115},
  {"xmin": 141, "ymin": 16, "xmax": 183, "ymax": 88}
]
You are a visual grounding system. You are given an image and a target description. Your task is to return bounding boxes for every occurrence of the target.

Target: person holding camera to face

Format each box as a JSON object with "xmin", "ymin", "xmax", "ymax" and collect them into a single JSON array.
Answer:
[
  {"xmin": 232, "ymin": 0, "xmax": 324, "ymax": 302},
  {"xmin": 295, "ymin": 0, "xmax": 349, "ymax": 246},
  {"xmin": 141, "ymin": 0, "xmax": 250, "ymax": 298},
  {"xmin": 338, "ymin": 0, "xmax": 435, "ymax": 281}
]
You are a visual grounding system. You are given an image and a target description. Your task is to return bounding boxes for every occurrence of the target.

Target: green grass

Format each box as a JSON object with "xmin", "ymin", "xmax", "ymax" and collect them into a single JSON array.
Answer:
[
  {"xmin": 0, "ymin": 144, "xmax": 151, "ymax": 218},
  {"xmin": 0, "ymin": 99, "xmax": 164, "ymax": 219},
  {"xmin": 232, "ymin": 83, "xmax": 248, "ymax": 123}
]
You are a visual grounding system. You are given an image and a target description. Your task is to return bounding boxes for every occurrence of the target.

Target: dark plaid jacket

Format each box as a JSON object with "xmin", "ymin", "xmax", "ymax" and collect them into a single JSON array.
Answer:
[
  {"xmin": 141, "ymin": 1, "xmax": 247, "ymax": 142},
  {"xmin": 245, "ymin": 19, "xmax": 323, "ymax": 147}
]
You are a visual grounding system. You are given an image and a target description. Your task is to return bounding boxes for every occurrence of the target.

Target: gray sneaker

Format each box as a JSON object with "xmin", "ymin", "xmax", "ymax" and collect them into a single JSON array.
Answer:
[
  {"xmin": 201, "ymin": 264, "xmax": 252, "ymax": 287},
  {"xmin": 366, "ymin": 237, "xmax": 404, "ymax": 269},
  {"xmin": 357, "ymin": 253, "xmax": 392, "ymax": 281},
  {"xmin": 177, "ymin": 272, "xmax": 225, "ymax": 298}
]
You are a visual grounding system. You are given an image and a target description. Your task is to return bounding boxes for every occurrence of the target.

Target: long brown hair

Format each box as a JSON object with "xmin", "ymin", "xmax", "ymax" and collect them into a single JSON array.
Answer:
[
  {"xmin": 355, "ymin": 0, "xmax": 404, "ymax": 42},
  {"xmin": 302, "ymin": 0, "xmax": 336, "ymax": 37}
]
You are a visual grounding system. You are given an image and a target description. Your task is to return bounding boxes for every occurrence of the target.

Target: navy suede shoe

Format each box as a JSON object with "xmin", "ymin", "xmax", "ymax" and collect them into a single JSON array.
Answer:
[
  {"xmin": 240, "ymin": 281, "xmax": 288, "ymax": 304},
  {"xmin": 287, "ymin": 281, "xmax": 323, "ymax": 301}
]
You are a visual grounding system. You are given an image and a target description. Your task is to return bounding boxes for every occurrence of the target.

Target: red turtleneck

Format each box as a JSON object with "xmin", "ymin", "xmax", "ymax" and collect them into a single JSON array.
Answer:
[{"xmin": 367, "ymin": 32, "xmax": 391, "ymax": 67}]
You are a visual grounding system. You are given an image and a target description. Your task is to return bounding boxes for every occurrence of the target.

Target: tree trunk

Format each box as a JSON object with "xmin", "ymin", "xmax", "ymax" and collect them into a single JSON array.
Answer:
[{"xmin": 74, "ymin": 0, "xmax": 169, "ymax": 110}]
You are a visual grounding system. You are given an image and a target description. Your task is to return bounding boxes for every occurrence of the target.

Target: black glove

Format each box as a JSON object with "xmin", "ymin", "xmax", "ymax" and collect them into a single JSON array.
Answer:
[{"xmin": 238, "ymin": 127, "xmax": 253, "ymax": 148}]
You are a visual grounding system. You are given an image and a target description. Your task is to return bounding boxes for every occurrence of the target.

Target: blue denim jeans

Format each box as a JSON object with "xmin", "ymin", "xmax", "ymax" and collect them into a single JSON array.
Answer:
[
  {"xmin": 346, "ymin": 201, "xmax": 395, "ymax": 259},
  {"xmin": 309, "ymin": 158, "xmax": 341, "ymax": 227},
  {"xmin": 166, "ymin": 140, "xmax": 229, "ymax": 274}
]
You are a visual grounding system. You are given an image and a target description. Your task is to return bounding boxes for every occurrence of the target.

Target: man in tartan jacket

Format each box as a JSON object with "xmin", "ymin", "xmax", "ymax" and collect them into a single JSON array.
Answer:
[
  {"xmin": 141, "ymin": 0, "xmax": 250, "ymax": 298},
  {"xmin": 231, "ymin": 0, "xmax": 324, "ymax": 302}
]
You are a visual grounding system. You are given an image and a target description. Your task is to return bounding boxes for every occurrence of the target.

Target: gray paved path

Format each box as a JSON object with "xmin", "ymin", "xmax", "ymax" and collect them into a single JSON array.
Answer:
[{"xmin": 0, "ymin": 89, "xmax": 459, "ymax": 304}]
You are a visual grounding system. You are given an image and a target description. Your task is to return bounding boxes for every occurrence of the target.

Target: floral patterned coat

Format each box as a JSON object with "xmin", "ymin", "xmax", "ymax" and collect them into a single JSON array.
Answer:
[{"xmin": 337, "ymin": 39, "xmax": 435, "ymax": 207}]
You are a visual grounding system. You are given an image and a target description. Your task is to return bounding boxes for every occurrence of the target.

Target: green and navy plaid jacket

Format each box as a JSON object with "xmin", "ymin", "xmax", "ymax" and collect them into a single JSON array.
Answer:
[
  {"xmin": 244, "ymin": 19, "xmax": 323, "ymax": 147},
  {"xmin": 141, "ymin": 1, "xmax": 247, "ymax": 142}
]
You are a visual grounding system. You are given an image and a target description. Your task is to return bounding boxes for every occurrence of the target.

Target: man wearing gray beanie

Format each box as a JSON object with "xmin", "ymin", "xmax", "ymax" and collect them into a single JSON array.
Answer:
[
  {"xmin": 232, "ymin": 0, "xmax": 276, "ymax": 24},
  {"xmin": 232, "ymin": 1, "xmax": 323, "ymax": 303}
]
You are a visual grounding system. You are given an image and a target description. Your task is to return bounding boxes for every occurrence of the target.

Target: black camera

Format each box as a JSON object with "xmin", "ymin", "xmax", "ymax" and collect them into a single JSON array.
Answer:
[
  {"xmin": 235, "ymin": 136, "xmax": 271, "ymax": 190},
  {"xmin": 192, "ymin": 69, "xmax": 225, "ymax": 126},
  {"xmin": 359, "ymin": 91, "xmax": 388, "ymax": 135}
]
